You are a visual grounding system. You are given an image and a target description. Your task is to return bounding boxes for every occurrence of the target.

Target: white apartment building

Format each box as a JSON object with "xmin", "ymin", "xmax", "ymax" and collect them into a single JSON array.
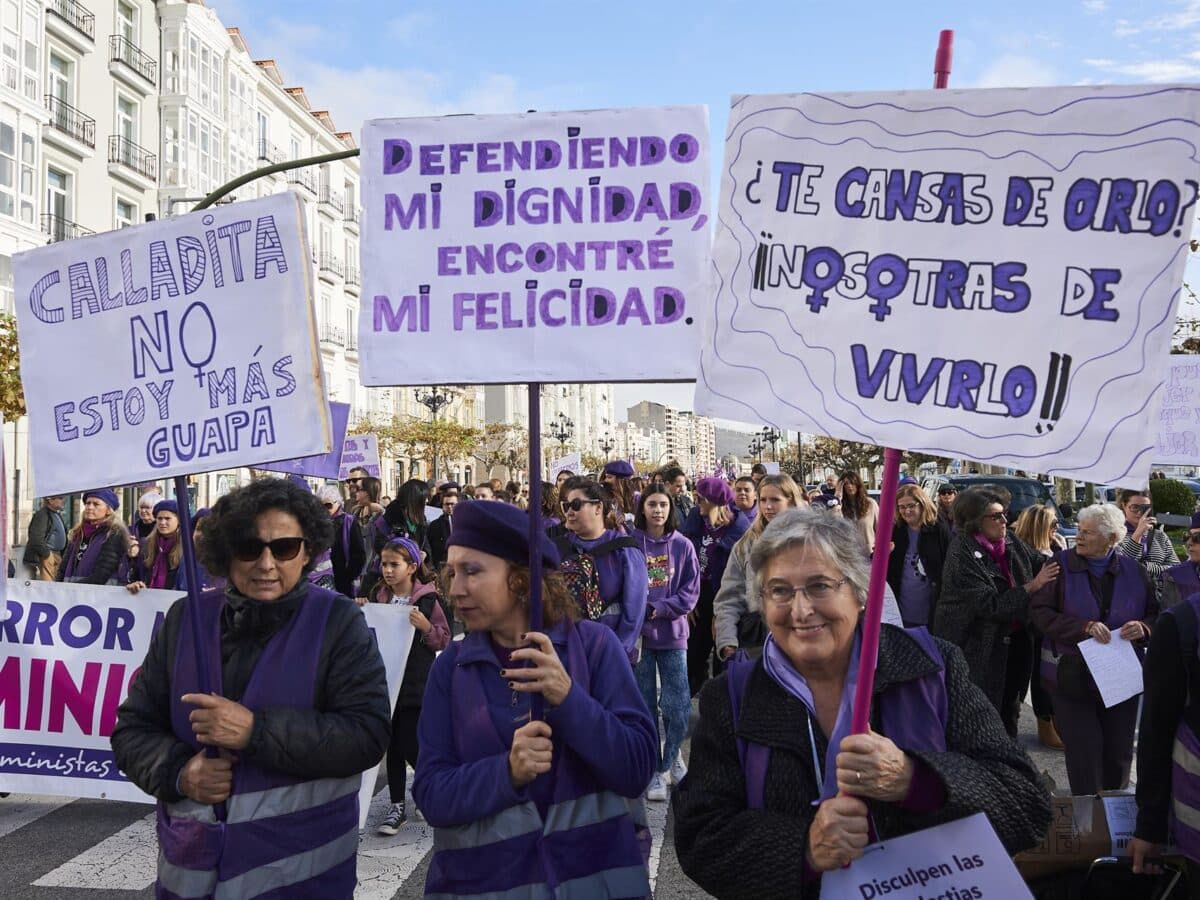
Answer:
[
  {"xmin": 610, "ymin": 421, "xmax": 662, "ymax": 468},
  {"xmin": 626, "ymin": 400, "xmax": 716, "ymax": 474},
  {"xmin": 484, "ymin": 383, "xmax": 617, "ymax": 476}
]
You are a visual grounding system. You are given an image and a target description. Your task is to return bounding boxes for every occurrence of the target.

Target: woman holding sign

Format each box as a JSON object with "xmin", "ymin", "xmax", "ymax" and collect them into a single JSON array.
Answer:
[
  {"xmin": 1030, "ymin": 503, "xmax": 1157, "ymax": 795},
  {"xmin": 57, "ymin": 488, "xmax": 128, "ymax": 585},
  {"xmin": 111, "ymin": 477, "xmax": 391, "ymax": 899},
  {"xmin": 413, "ymin": 499, "xmax": 656, "ymax": 898},
  {"xmin": 673, "ymin": 509, "xmax": 1050, "ymax": 899}
]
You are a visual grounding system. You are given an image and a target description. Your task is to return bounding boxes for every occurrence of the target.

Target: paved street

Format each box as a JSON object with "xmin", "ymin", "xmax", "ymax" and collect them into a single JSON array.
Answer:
[{"xmin": 0, "ymin": 700, "xmax": 1078, "ymax": 899}]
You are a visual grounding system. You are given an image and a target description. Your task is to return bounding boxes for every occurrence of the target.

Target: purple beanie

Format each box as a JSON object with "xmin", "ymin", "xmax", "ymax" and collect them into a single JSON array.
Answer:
[
  {"xmin": 695, "ymin": 477, "xmax": 734, "ymax": 507},
  {"xmin": 152, "ymin": 499, "xmax": 179, "ymax": 519},
  {"xmin": 447, "ymin": 500, "xmax": 560, "ymax": 570},
  {"xmin": 83, "ymin": 488, "xmax": 120, "ymax": 512}
]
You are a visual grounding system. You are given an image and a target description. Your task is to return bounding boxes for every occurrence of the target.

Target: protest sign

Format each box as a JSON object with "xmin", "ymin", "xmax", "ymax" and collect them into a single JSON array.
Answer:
[
  {"xmin": 695, "ymin": 86, "xmax": 1200, "ymax": 484},
  {"xmin": 338, "ymin": 433, "xmax": 381, "ymax": 479},
  {"xmin": 1155, "ymin": 355, "xmax": 1200, "ymax": 465},
  {"xmin": 258, "ymin": 400, "xmax": 350, "ymax": 479},
  {"xmin": 0, "ymin": 582, "xmax": 410, "ymax": 812},
  {"xmin": 550, "ymin": 451, "xmax": 581, "ymax": 480},
  {"xmin": 359, "ymin": 106, "xmax": 711, "ymax": 385},
  {"xmin": 822, "ymin": 812, "xmax": 1032, "ymax": 899},
  {"xmin": 356, "ymin": 602, "xmax": 413, "ymax": 828},
  {"xmin": 13, "ymin": 193, "xmax": 329, "ymax": 495}
]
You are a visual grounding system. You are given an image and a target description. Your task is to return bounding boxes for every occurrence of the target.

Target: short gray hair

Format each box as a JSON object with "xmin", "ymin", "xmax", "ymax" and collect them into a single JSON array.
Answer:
[
  {"xmin": 1077, "ymin": 503, "xmax": 1125, "ymax": 543},
  {"xmin": 316, "ymin": 485, "xmax": 343, "ymax": 507},
  {"xmin": 748, "ymin": 507, "xmax": 871, "ymax": 607}
]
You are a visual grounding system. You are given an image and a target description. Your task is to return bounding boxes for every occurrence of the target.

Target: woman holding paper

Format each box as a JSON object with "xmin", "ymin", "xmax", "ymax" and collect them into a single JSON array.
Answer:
[
  {"xmin": 1030, "ymin": 503, "xmax": 1157, "ymax": 795},
  {"xmin": 673, "ymin": 508, "xmax": 1050, "ymax": 899},
  {"xmin": 111, "ymin": 477, "xmax": 391, "ymax": 899},
  {"xmin": 413, "ymin": 499, "xmax": 657, "ymax": 898}
]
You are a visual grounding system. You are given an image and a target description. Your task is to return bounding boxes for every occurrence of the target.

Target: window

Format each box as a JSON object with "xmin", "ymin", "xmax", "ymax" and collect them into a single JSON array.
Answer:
[
  {"xmin": 46, "ymin": 166, "xmax": 70, "ymax": 225},
  {"xmin": 257, "ymin": 111, "xmax": 268, "ymax": 145},
  {"xmin": 116, "ymin": 1, "xmax": 137, "ymax": 44},
  {"xmin": 0, "ymin": 122, "xmax": 14, "ymax": 217},
  {"xmin": 48, "ymin": 52, "xmax": 72, "ymax": 104},
  {"xmin": 19, "ymin": 130, "xmax": 32, "ymax": 223},
  {"xmin": 116, "ymin": 94, "xmax": 137, "ymax": 143},
  {"xmin": 115, "ymin": 198, "xmax": 135, "ymax": 229}
]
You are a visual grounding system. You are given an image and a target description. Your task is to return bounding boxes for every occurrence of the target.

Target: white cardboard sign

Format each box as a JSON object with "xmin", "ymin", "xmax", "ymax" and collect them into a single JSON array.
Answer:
[
  {"xmin": 695, "ymin": 85, "xmax": 1200, "ymax": 485},
  {"xmin": 338, "ymin": 433, "xmax": 382, "ymax": 479},
  {"xmin": 549, "ymin": 452, "xmax": 581, "ymax": 481},
  {"xmin": 14, "ymin": 193, "xmax": 329, "ymax": 495},
  {"xmin": 1155, "ymin": 355, "xmax": 1200, "ymax": 464},
  {"xmin": 360, "ymin": 106, "xmax": 711, "ymax": 384}
]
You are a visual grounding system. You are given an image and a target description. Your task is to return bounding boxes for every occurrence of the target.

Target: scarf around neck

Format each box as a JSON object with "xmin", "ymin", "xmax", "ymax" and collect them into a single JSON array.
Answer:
[
  {"xmin": 974, "ymin": 533, "xmax": 1013, "ymax": 586},
  {"xmin": 147, "ymin": 533, "xmax": 178, "ymax": 589}
]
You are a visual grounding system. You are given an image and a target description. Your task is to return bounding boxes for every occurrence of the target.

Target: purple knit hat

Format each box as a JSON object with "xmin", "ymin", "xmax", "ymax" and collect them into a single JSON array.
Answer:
[
  {"xmin": 695, "ymin": 477, "xmax": 734, "ymax": 506},
  {"xmin": 447, "ymin": 500, "xmax": 560, "ymax": 570}
]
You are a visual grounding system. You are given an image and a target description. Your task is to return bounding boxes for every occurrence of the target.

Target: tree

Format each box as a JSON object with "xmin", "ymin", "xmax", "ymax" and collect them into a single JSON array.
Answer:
[
  {"xmin": 475, "ymin": 422, "xmax": 526, "ymax": 476},
  {"xmin": 807, "ymin": 437, "xmax": 885, "ymax": 486},
  {"xmin": 362, "ymin": 415, "xmax": 480, "ymax": 478},
  {"xmin": 902, "ymin": 450, "xmax": 949, "ymax": 476},
  {"xmin": 0, "ymin": 312, "xmax": 24, "ymax": 421},
  {"xmin": 580, "ymin": 452, "xmax": 606, "ymax": 475}
]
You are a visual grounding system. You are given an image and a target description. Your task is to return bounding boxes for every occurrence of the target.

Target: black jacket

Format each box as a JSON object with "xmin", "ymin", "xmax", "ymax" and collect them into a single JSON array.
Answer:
[
  {"xmin": 330, "ymin": 512, "xmax": 366, "ymax": 598},
  {"xmin": 427, "ymin": 514, "xmax": 452, "ymax": 570},
  {"xmin": 56, "ymin": 525, "xmax": 125, "ymax": 585},
  {"xmin": 672, "ymin": 626, "xmax": 1051, "ymax": 900},
  {"xmin": 887, "ymin": 520, "xmax": 952, "ymax": 624},
  {"xmin": 23, "ymin": 505, "xmax": 65, "ymax": 565},
  {"xmin": 111, "ymin": 584, "xmax": 391, "ymax": 803}
]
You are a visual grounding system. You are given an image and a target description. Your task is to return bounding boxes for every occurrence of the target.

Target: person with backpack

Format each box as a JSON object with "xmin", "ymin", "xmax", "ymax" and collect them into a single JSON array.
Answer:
[
  {"xmin": 556, "ymin": 476, "xmax": 648, "ymax": 666},
  {"xmin": 631, "ymin": 485, "xmax": 700, "ymax": 802},
  {"xmin": 672, "ymin": 508, "xmax": 1051, "ymax": 899},
  {"xmin": 316, "ymin": 486, "xmax": 366, "ymax": 599},
  {"xmin": 365, "ymin": 536, "xmax": 450, "ymax": 836}
]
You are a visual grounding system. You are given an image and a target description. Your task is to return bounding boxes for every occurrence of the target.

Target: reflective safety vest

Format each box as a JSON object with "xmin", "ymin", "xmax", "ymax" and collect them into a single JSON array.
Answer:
[
  {"xmin": 425, "ymin": 622, "xmax": 652, "ymax": 899},
  {"xmin": 156, "ymin": 585, "xmax": 359, "ymax": 899}
]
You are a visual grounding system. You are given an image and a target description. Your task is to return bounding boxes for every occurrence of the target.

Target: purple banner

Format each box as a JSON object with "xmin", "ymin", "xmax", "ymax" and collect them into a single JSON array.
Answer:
[{"xmin": 258, "ymin": 401, "xmax": 350, "ymax": 479}]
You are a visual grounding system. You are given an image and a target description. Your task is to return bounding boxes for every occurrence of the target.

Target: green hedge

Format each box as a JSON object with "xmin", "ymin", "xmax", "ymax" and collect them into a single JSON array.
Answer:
[{"xmin": 1149, "ymin": 479, "xmax": 1197, "ymax": 517}]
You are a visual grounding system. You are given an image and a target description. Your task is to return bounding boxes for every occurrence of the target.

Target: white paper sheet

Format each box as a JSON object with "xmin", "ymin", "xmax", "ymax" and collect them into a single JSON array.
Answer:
[{"xmin": 1078, "ymin": 635, "xmax": 1143, "ymax": 708}]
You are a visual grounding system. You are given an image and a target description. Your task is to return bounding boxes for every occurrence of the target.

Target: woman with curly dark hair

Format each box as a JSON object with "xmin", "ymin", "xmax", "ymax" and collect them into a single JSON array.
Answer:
[
  {"xmin": 414, "ymin": 500, "xmax": 656, "ymax": 897},
  {"xmin": 112, "ymin": 477, "xmax": 391, "ymax": 899}
]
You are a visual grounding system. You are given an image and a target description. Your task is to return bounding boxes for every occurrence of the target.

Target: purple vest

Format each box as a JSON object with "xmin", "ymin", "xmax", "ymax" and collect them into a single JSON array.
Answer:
[
  {"xmin": 426, "ymin": 622, "xmax": 652, "ymax": 899},
  {"xmin": 62, "ymin": 528, "xmax": 119, "ymax": 584},
  {"xmin": 1166, "ymin": 563, "xmax": 1200, "ymax": 607},
  {"xmin": 154, "ymin": 586, "xmax": 359, "ymax": 900},
  {"xmin": 1040, "ymin": 552, "xmax": 1147, "ymax": 690}
]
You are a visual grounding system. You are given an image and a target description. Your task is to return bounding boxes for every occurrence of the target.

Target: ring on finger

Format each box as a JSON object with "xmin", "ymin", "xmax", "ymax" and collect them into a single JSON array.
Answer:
[{"xmin": 855, "ymin": 770, "xmax": 862, "ymax": 784}]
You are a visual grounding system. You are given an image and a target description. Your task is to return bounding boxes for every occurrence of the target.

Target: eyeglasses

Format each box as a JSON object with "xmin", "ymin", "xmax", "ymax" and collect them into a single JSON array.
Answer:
[
  {"xmin": 345, "ymin": 478, "xmax": 363, "ymax": 485},
  {"xmin": 982, "ymin": 512, "xmax": 1007, "ymax": 523},
  {"xmin": 232, "ymin": 537, "xmax": 308, "ymax": 562},
  {"xmin": 1129, "ymin": 503, "xmax": 1152, "ymax": 513},
  {"xmin": 561, "ymin": 498, "xmax": 602, "ymax": 513},
  {"xmin": 322, "ymin": 502, "xmax": 336, "ymax": 510},
  {"xmin": 1187, "ymin": 533, "xmax": 1200, "ymax": 545},
  {"xmin": 897, "ymin": 503, "xmax": 920, "ymax": 512},
  {"xmin": 763, "ymin": 578, "xmax": 849, "ymax": 606}
]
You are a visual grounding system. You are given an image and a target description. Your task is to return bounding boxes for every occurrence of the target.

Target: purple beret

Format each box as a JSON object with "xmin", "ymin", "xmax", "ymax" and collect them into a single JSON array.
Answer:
[
  {"xmin": 695, "ymin": 477, "xmax": 734, "ymax": 506},
  {"xmin": 83, "ymin": 488, "xmax": 119, "ymax": 511},
  {"xmin": 447, "ymin": 500, "xmax": 560, "ymax": 570},
  {"xmin": 152, "ymin": 499, "xmax": 179, "ymax": 519},
  {"xmin": 602, "ymin": 460, "xmax": 635, "ymax": 479}
]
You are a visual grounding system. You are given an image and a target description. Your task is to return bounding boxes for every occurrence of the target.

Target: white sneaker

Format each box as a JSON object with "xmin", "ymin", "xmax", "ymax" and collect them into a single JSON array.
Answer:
[
  {"xmin": 645, "ymin": 772, "xmax": 669, "ymax": 802},
  {"xmin": 669, "ymin": 752, "xmax": 687, "ymax": 785}
]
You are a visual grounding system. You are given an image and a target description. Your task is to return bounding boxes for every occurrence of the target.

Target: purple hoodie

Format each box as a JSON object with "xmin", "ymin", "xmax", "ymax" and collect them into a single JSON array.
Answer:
[
  {"xmin": 562, "ymin": 529, "xmax": 648, "ymax": 665},
  {"xmin": 631, "ymin": 529, "xmax": 701, "ymax": 651}
]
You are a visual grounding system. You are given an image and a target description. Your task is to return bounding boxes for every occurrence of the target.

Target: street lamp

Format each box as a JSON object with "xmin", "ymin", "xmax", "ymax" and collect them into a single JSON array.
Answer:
[
  {"xmin": 748, "ymin": 437, "xmax": 765, "ymax": 462},
  {"xmin": 761, "ymin": 426, "xmax": 780, "ymax": 462},
  {"xmin": 549, "ymin": 412, "xmax": 575, "ymax": 454},
  {"xmin": 689, "ymin": 443, "xmax": 697, "ymax": 474},
  {"xmin": 599, "ymin": 434, "xmax": 615, "ymax": 459},
  {"xmin": 415, "ymin": 386, "xmax": 453, "ymax": 479}
]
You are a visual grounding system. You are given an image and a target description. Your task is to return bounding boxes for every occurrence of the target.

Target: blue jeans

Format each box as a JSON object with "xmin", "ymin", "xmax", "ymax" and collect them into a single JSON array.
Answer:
[{"xmin": 635, "ymin": 647, "xmax": 690, "ymax": 774}]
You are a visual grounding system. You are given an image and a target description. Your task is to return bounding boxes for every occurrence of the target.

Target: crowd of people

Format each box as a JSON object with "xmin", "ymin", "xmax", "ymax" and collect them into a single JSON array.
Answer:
[{"xmin": 19, "ymin": 461, "xmax": 1200, "ymax": 896}]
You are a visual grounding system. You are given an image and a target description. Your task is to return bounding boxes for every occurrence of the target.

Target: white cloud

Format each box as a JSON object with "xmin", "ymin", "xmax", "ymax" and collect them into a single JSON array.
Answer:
[
  {"xmin": 387, "ymin": 12, "xmax": 435, "ymax": 43},
  {"xmin": 1112, "ymin": 0, "xmax": 1200, "ymax": 35},
  {"xmin": 973, "ymin": 55, "xmax": 1059, "ymax": 88},
  {"xmin": 1087, "ymin": 56, "xmax": 1200, "ymax": 82},
  {"xmin": 1082, "ymin": 0, "xmax": 1106, "ymax": 10}
]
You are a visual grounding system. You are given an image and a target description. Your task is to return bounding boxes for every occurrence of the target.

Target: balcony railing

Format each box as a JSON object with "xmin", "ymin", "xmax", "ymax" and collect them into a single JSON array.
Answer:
[
  {"xmin": 288, "ymin": 166, "xmax": 317, "ymax": 193},
  {"xmin": 346, "ymin": 332, "xmax": 358, "ymax": 352},
  {"xmin": 318, "ymin": 253, "xmax": 344, "ymax": 278},
  {"xmin": 45, "ymin": 95, "xmax": 95, "ymax": 148},
  {"xmin": 48, "ymin": 0, "xmax": 95, "ymax": 41},
  {"xmin": 319, "ymin": 324, "xmax": 346, "ymax": 346},
  {"xmin": 109, "ymin": 35, "xmax": 156, "ymax": 86},
  {"xmin": 108, "ymin": 134, "xmax": 157, "ymax": 182},
  {"xmin": 345, "ymin": 266, "xmax": 361, "ymax": 287},
  {"xmin": 344, "ymin": 207, "xmax": 359, "ymax": 227},
  {"xmin": 257, "ymin": 139, "xmax": 283, "ymax": 163},
  {"xmin": 319, "ymin": 186, "xmax": 344, "ymax": 214},
  {"xmin": 42, "ymin": 213, "xmax": 94, "ymax": 243}
]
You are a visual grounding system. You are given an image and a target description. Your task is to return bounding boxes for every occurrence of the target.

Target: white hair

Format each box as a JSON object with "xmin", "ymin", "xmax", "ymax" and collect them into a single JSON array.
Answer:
[
  {"xmin": 316, "ymin": 485, "xmax": 343, "ymax": 507},
  {"xmin": 1077, "ymin": 503, "xmax": 1125, "ymax": 543},
  {"xmin": 748, "ymin": 507, "xmax": 871, "ymax": 609},
  {"xmin": 138, "ymin": 491, "xmax": 164, "ymax": 510}
]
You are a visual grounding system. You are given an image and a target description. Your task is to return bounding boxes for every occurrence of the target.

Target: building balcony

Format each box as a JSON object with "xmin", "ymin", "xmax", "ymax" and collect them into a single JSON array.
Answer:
[
  {"xmin": 42, "ymin": 213, "xmax": 94, "ymax": 243},
  {"xmin": 318, "ymin": 252, "xmax": 344, "ymax": 282},
  {"xmin": 109, "ymin": 35, "xmax": 156, "ymax": 92},
  {"xmin": 344, "ymin": 266, "xmax": 361, "ymax": 293},
  {"xmin": 345, "ymin": 332, "xmax": 359, "ymax": 357},
  {"xmin": 108, "ymin": 134, "xmax": 157, "ymax": 187},
  {"xmin": 319, "ymin": 323, "xmax": 346, "ymax": 347},
  {"xmin": 287, "ymin": 166, "xmax": 317, "ymax": 194},
  {"xmin": 256, "ymin": 139, "xmax": 283, "ymax": 164},
  {"xmin": 44, "ymin": 95, "xmax": 95, "ymax": 154},
  {"xmin": 318, "ymin": 186, "xmax": 344, "ymax": 215},
  {"xmin": 47, "ymin": 0, "xmax": 95, "ymax": 53},
  {"xmin": 344, "ymin": 206, "xmax": 359, "ymax": 231}
]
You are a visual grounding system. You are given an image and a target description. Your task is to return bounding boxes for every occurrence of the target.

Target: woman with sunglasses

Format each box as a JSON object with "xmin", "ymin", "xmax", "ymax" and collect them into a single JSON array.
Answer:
[
  {"xmin": 886, "ymin": 485, "xmax": 951, "ymax": 628},
  {"xmin": 112, "ymin": 477, "xmax": 391, "ymax": 899},
  {"xmin": 674, "ymin": 508, "xmax": 1050, "ymax": 899},
  {"xmin": 413, "ymin": 499, "xmax": 656, "ymax": 898},
  {"xmin": 1115, "ymin": 489, "xmax": 1178, "ymax": 588},
  {"xmin": 1030, "ymin": 503, "xmax": 1157, "ymax": 795},
  {"xmin": 367, "ymin": 537, "xmax": 450, "ymax": 836},
  {"xmin": 557, "ymin": 476, "xmax": 648, "ymax": 666},
  {"xmin": 1162, "ymin": 525, "xmax": 1200, "ymax": 609},
  {"xmin": 932, "ymin": 488, "xmax": 1059, "ymax": 736}
]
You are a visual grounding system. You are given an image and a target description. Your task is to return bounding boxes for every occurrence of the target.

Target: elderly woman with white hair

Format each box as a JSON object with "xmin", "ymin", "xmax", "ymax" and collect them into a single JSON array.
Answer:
[
  {"xmin": 673, "ymin": 508, "xmax": 1050, "ymax": 899},
  {"xmin": 313, "ymin": 484, "xmax": 366, "ymax": 598},
  {"xmin": 1031, "ymin": 503, "xmax": 1158, "ymax": 795}
]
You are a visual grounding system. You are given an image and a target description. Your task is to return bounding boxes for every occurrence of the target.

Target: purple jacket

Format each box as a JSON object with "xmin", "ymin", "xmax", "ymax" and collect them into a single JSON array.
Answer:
[
  {"xmin": 562, "ymin": 530, "xmax": 648, "ymax": 665},
  {"xmin": 631, "ymin": 529, "xmax": 700, "ymax": 651},
  {"xmin": 679, "ymin": 507, "xmax": 752, "ymax": 587}
]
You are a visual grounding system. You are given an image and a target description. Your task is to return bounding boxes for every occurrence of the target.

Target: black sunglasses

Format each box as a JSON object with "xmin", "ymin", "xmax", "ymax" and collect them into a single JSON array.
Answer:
[
  {"xmin": 232, "ymin": 537, "xmax": 308, "ymax": 562},
  {"xmin": 322, "ymin": 502, "xmax": 336, "ymax": 510},
  {"xmin": 561, "ymin": 498, "xmax": 602, "ymax": 513}
]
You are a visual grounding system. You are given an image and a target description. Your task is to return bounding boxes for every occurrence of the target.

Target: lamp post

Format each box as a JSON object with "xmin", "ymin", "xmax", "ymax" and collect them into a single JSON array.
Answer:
[
  {"xmin": 689, "ymin": 443, "xmax": 697, "ymax": 475},
  {"xmin": 599, "ymin": 434, "xmax": 614, "ymax": 459},
  {"xmin": 761, "ymin": 426, "xmax": 781, "ymax": 462},
  {"xmin": 748, "ymin": 437, "xmax": 765, "ymax": 463},
  {"xmin": 415, "ymin": 386, "xmax": 453, "ymax": 480},
  {"xmin": 549, "ymin": 412, "xmax": 574, "ymax": 455}
]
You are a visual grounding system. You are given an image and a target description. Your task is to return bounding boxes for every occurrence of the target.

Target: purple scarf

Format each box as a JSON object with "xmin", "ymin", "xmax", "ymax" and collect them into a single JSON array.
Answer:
[
  {"xmin": 63, "ymin": 522, "xmax": 105, "ymax": 580},
  {"xmin": 1125, "ymin": 520, "xmax": 1148, "ymax": 558},
  {"xmin": 974, "ymin": 533, "xmax": 1013, "ymax": 587},
  {"xmin": 147, "ymin": 534, "xmax": 178, "ymax": 589},
  {"xmin": 763, "ymin": 630, "xmax": 862, "ymax": 802}
]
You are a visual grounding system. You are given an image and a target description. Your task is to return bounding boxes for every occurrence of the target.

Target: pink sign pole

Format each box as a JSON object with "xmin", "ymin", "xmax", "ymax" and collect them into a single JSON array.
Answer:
[{"xmin": 849, "ymin": 29, "xmax": 953, "ymax": 737}]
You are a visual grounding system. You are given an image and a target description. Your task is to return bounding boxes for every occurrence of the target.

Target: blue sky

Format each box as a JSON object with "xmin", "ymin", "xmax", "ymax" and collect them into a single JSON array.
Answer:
[{"xmin": 207, "ymin": 0, "xmax": 1200, "ymax": 423}]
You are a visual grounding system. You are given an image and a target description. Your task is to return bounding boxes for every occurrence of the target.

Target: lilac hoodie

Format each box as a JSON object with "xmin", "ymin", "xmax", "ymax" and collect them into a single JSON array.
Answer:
[
  {"xmin": 562, "ymin": 529, "xmax": 648, "ymax": 665},
  {"xmin": 631, "ymin": 528, "xmax": 701, "ymax": 651}
]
